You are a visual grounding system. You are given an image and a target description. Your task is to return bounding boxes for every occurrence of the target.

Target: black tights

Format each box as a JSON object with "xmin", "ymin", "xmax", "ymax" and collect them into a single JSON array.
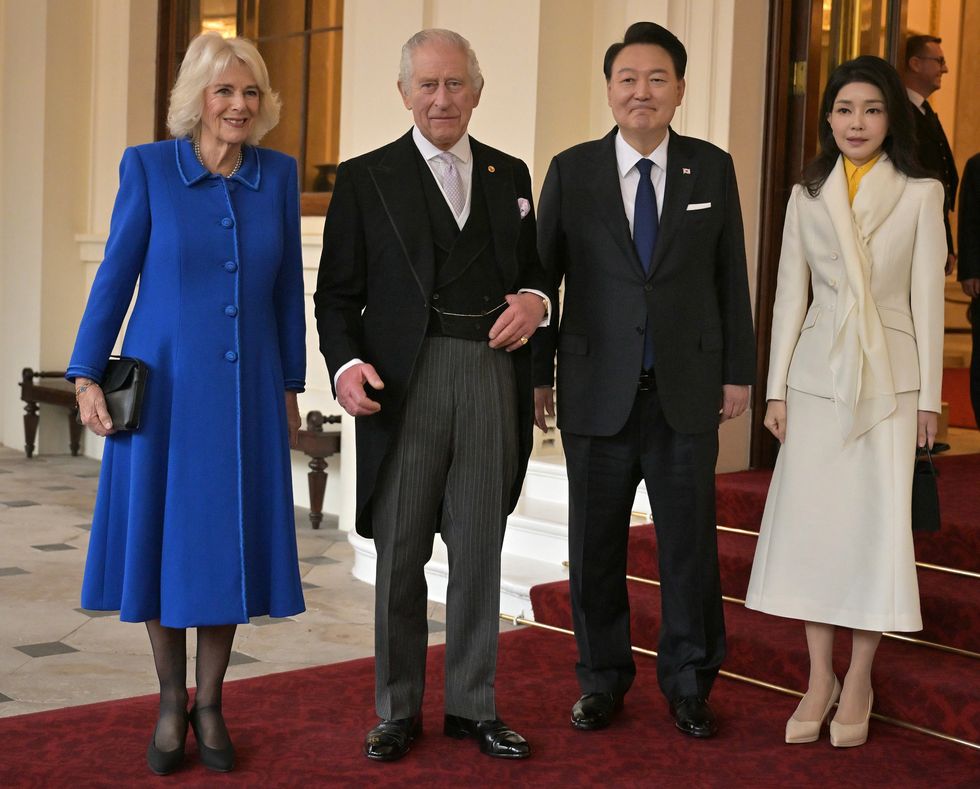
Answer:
[{"xmin": 145, "ymin": 621, "xmax": 237, "ymax": 750}]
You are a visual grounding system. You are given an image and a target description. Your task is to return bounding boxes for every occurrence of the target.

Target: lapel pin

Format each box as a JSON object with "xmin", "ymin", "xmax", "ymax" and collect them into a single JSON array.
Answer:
[
  {"xmin": 682, "ymin": 167, "xmax": 691, "ymax": 175},
  {"xmin": 487, "ymin": 165, "xmax": 496, "ymax": 173}
]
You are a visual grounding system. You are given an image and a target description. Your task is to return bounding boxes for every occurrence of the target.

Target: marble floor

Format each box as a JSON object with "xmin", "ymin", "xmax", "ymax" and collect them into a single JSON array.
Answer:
[{"xmin": 0, "ymin": 446, "xmax": 461, "ymax": 719}]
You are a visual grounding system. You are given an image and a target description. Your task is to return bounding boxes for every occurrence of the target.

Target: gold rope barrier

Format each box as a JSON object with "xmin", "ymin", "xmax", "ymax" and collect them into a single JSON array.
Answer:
[{"xmin": 498, "ymin": 612, "xmax": 980, "ymax": 752}]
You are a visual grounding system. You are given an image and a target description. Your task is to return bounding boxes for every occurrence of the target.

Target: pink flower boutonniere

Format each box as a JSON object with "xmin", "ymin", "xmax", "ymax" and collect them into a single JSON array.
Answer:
[{"xmin": 517, "ymin": 197, "xmax": 531, "ymax": 219}]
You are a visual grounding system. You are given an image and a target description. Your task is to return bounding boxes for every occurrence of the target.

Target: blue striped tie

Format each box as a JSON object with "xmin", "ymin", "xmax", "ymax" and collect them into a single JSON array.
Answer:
[{"xmin": 633, "ymin": 158, "xmax": 658, "ymax": 370}]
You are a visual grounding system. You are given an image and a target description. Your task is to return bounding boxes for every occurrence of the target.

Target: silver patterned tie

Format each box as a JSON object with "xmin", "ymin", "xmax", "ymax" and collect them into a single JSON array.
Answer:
[{"xmin": 436, "ymin": 152, "xmax": 466, "ymax": 216}]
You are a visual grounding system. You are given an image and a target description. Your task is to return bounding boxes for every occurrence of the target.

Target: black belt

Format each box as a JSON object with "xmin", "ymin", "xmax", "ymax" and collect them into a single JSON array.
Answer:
[
  {"xmin": 427, "ymin": 302, "xmax": 507, "ymax": 342},
  {"xmin": 638, "ymin": 369, "xmax": 656, "ymax": 391}
]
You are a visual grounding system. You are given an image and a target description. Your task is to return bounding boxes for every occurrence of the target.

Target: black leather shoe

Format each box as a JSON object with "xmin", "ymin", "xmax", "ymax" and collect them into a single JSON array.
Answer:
[
  {"xmin": 571, "ymin": 692, "xmax": 623, "ymax": 730},
  {"xmin": 146, "ymin": 712, "xmax": 188, "ymax": 776},
  {"xmin": 189, "ymin": 705, "xmax": 235, "ymax": 772},
  {"xmin": 669, "ymin": 696, "xmax": 718, "ymax": 738},
  {"xmin": 444, "ymin": 714, "xmax": 530, "ymax": 759},
  {"xmin": 363, "ymin": 716, "xmax": 421, "ymax": 762}
]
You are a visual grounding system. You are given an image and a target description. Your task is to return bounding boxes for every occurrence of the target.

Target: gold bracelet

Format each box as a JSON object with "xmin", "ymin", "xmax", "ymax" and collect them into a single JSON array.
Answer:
[{"xmin": 75, "ymin": 383, "xmax": 98, "ymax": 398}]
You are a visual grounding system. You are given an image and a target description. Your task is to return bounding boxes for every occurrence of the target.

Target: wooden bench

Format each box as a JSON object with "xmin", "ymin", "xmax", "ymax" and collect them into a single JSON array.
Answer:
[{"xmin": 20, "ymin": 368, "xmax": 82, "ymax": 458}]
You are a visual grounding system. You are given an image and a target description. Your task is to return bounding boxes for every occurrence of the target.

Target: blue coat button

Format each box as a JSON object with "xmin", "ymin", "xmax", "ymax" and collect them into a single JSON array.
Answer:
[
  {"xmin": 223, "ymin": 260, "xmax": 238, "ymax": 272},
  {"xmin": 221, "ymin": 217, "xmax": 234, "ymax": 228},
  {"xmin": 224, "ymin": 305, "xmax": 238, "ymax": 317},
  {"xmin": 224, "ymin": 351, "xmax": 238, "ymax": 362}
]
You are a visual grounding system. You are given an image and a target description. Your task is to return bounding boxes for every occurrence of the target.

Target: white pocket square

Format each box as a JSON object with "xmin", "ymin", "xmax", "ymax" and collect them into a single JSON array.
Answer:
[
  {"xmin": 686, "ymin": 202, "xmax": 712, "ymax": 211},
  {"xmin": 517, "ymin": 197, "xmax": 531, "ymax": 218}
]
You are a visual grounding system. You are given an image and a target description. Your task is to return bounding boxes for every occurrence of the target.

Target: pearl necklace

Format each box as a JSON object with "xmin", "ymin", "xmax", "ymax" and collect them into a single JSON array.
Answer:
[{"xmin": 194, "ymin": 139, "xmax": 243, "ymax": 178}]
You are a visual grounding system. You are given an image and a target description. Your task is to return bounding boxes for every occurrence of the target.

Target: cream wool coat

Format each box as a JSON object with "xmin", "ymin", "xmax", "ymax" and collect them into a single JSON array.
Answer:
[
  {"xmin": 746, "ymin": 156, "xmax": 946, "ymax": 632},
  {"xmin": 767, "ymin": 156, "xmax": 945, "ymax": 432}
]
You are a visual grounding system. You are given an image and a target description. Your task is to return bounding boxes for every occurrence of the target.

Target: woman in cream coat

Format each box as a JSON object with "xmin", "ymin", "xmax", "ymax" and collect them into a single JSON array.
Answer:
[{"xmin": 745, "ymin": 56, "xmax": 945, "ymax": 748}]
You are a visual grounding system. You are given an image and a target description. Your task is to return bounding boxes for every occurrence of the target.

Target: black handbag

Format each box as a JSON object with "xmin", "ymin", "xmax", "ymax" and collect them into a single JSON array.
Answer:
[
  {"xmin": 76, "ymin": 356, "xmax": 147, "ymax": 431},
  {"xmin": 911, "ymin": 446, "xmax": 940, "ymax": 533}
]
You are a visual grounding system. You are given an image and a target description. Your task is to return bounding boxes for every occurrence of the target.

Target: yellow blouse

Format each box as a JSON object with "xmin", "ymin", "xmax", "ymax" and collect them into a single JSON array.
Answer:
[{"xmin": 843, "ymin": 154, "xmax": 882, "ymax": 205}]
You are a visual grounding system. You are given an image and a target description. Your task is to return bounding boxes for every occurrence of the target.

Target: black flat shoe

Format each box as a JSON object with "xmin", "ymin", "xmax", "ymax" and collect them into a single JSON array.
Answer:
[
  {"xmin": 146, "ymin": 711, "xmax": 188, "ymax": 776},
  {"xmin": 571, "ymin": 692, "xmax": 624, "ymax": 730},
  {"xmin": 364, "ymin": 715, "xmax": 421, "ymax": 762},
  {"xmin": 670, "ymin": 696, "xmax": 718, "ymax": 738},
  {"xmin": 189, "ymin": 705, "xmax": 235, "ymax": 772},
  {"xmin": 443, "ymin": 714, "xmax": 530, "ymax": 759}
]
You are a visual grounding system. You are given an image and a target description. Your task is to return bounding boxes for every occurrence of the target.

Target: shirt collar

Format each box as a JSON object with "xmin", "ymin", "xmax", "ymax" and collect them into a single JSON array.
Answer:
[
  {"xmin": 843, "ymin": 153, "xmax": 881, "ymax": 180},
  {"xmin": 906, "ymin": 88, "xmax": 926, "ymax": 112},
  {"xmin": 175, "ymin": 137, "xmax": 261, "ymax": 190},
  {"xmin": 412, "ymin": 125, "xmax": 472, "ymax": 164},
  {"xmin": 615, "ymin": 128, "xmax": 669, "ymax": 178}
]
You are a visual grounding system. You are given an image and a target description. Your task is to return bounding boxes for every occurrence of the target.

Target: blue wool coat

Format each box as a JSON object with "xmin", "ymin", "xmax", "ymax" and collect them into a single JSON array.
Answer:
[{"xmin": 67, "ymin": 139, "xmax": 306, "ymax": 627}]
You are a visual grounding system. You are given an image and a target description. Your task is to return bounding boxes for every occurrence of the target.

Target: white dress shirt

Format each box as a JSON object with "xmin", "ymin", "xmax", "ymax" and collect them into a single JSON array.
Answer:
[
  {"xmin": 615, "ymin": 129, "xmax": 668, "ymax": 235},
  {"xmin": 413, "ymin": 125, "xmax": 474, "ymax": 228}
]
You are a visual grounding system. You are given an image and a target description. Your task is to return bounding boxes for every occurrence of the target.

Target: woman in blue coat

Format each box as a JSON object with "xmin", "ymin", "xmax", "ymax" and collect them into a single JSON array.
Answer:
[{"xmin": 69, "ymin": 32, "xmax": 306, "ymax": 775}]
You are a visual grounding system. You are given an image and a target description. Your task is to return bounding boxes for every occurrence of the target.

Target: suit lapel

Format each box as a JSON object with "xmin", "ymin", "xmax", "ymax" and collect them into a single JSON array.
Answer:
[
  {"xmin": 587, "ymin": 130, "xmax": 645, "ymax": 277},
  {"xmin": 648, "ymin": 130, "xmax": 696, "ymax": 278},
  {"xmin": 368, "ymin": 130, "xmax": 435, "ymax": 299},
  {"xmin": 472, "ymin": 138, "xmax": 518, "ymax": 284}
]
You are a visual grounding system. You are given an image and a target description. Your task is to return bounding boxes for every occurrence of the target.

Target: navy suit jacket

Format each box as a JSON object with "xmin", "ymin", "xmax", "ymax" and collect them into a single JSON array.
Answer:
[{"xmin": 533, "ymin": 128, "xmax": 756, "ymax": 436}]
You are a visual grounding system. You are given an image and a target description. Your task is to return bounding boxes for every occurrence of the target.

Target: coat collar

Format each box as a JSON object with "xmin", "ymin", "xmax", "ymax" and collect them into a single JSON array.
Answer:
[
  {"xmin": 369, "ymin": 130, "xmax": 436, "ymax": 300},
  {"xmin": 471, "ymin": 137, "xmax": 519, "ymax": 283},
  {"xmin": 649, "ymin": 129, "xmax": 696, "ymax": 277},
  {"xmin": 587, "ymin": 128, "xmax": 644, "ymax": 276},
  {"xmin": 174, "ymin": 137, "xmax": 261, "ymax": 190}
]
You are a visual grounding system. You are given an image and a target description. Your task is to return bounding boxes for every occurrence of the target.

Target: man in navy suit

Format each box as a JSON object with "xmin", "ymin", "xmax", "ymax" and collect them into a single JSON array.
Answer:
[{"xmin": 533, "ymin": 22, "xmax": 755, "ymax": 738}]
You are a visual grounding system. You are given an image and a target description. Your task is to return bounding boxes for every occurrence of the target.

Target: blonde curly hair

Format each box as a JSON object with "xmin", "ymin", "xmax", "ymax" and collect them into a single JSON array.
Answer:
[{"xmin": 167, "ymin": 32, "xmax": 281, "ymax": 144}]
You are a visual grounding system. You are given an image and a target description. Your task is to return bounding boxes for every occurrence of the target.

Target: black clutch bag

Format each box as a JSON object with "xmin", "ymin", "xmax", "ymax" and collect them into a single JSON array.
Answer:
[
  {"xmin": 911, "ymin": 446, "xmax": 940, "ymax": 533},
  {"xmin": 77, "ymin": 356, "xmax": 147, "ymax": 431}
]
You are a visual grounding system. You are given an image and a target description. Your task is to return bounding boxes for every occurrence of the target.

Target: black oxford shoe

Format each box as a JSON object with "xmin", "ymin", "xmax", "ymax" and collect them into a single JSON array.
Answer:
[
  {"xmin": 363, "ymin": 715, "xmax": 421, "ymax": 762},
  {"xmin": 570, "ymin": 692, "xmax": 624, "ymax": 730},
  {"xmin": 670, "ymin": 696, "xmax": 718, "ymax": 738},
  {"xmin": 443, "ymin": 714, "xmax": 530, "ymax": 759}
]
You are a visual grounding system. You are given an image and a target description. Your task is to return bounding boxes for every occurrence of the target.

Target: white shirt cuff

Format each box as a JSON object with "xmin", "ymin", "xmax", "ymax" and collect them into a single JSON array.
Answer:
[
  {"xmin": 333, "ymin": 358, "xmax": 363, "ymax": 392},
  {"xmin": 519, "ymin": 289, "xmax": 551, "ymax": 327}
]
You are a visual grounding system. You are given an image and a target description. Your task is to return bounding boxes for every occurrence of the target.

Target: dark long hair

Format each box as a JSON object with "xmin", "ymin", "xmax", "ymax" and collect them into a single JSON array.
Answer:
[{"xmin": 801, "ymin": 55, "xmax": 930, "ymax": 196}]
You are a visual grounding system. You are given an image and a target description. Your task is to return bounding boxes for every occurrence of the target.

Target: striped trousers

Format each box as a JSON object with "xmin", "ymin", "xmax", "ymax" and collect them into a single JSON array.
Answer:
[{"xmin": 371, "ymin": 337, "xmax": 518, "ymax": 720}]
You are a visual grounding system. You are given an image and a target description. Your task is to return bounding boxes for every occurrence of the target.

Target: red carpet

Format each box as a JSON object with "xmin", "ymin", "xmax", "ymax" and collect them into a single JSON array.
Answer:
[
  {"xmin": 0, "ymin": 627, "xmax": 977, "ymax": 787},
  {"xmin": 943, "ymin": 368, "xmax": 977, "ymax": 429}
]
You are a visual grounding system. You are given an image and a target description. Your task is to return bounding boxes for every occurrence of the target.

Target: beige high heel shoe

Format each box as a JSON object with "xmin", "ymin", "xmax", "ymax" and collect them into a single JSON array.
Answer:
[
  {"xmin": 829, "ymin": 689, "xmax": 873, "ymax": 748},
  {"xmin": 785, "ymin": 676, "xmax": 841, "ymax": 744}
]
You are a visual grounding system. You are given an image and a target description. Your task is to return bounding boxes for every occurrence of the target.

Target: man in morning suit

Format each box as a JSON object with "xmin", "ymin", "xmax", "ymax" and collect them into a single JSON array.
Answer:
[
  {"xmin": 904, "ymin": 34, "xmax": 959, "ymax": 274},
  {"xmin": 958, "ymin": 153, "xmax": 980, "ymax": 427},
  {"xmin": 314, "ymin": 29, "xmax": 550, "ymax": 762},
  {"xmin": 532, "ymin": 22, "xmax": 755, "ymax": 738}
]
